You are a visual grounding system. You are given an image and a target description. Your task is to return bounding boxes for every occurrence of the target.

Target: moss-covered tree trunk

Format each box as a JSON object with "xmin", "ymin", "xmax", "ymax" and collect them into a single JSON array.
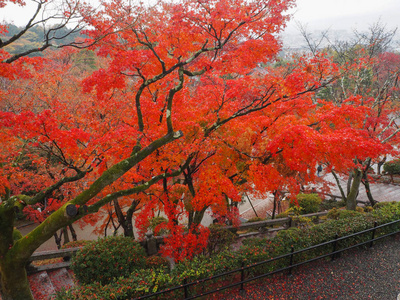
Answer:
[
  {"xmin": 346, "ymin": 168, "xmax": 362, "ymax": 210},
  {"xmin": 0, "ymin": 205, "xmax": 33, "ymax": 300},
  {"xmin": 0, "ymin": 261, "xmax": 32, "ymax": 300}
]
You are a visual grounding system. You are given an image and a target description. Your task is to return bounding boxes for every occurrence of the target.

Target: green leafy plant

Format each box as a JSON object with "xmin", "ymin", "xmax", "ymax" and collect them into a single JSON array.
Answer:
[
  {"xmin": 327, "ymin": 208, "xmax": 363, "ymax": 220},
  {"xmin": 383, "ymin": 159, "xmax": 400, "ymax": 175},
  {"xmin": 205, "ymin": 224, "xmax": 236, "ymax": 256},
  {"xmin": 291, "ymin": 193, "xmax": 322, "ymax": 214},
  {"xmin": 145, "ymin": 256, "xmax": 170, "ymax": 270},
  {"xmin": 71, "ymin": 236, "xmax": 147, "ymax": 285}
]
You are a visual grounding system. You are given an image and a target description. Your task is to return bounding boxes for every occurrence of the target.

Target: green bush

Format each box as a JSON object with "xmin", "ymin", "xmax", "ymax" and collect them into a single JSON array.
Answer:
[
  {"xmin": 327, "ymin": 208, "xmax": 363, "ymax": 220},
  {"xmin": 291, "ymin": 193, "xmax": 322, "ymax": 214},
  {"xmin": 145, "ymin": 256, "xmax": 170, "ymax": 270},
  {"xmin": 383, "ymin": 159, "xmax": 400, "ymax": 175},
  {"xmin": 320, "ymin": 198, "xmax": 345, "ymax": 211},
  {"xmin": 205, "ymin": 224, "xmax": 236, "ymax": 256},
  {"xmin": 275, "ymin": 206, "xmax": 302, "ymax": 218},
  {"xmin": 71, "ymin": 236, "xmax": 147, "ymax": 285}
]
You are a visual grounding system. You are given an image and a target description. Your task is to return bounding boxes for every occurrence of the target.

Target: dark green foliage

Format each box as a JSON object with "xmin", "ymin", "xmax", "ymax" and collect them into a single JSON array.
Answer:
[
  {"xmin": 327, "ymin": 208, "xmax": 363, "ymax": 220},
  {"xmin": 383, "ymin": 159, "xmax": 400, "ymax": 175},
  {"xmin": 145, "ymin": 256, "xmax": 170, "ymax": 269},
  {"xmin": 205, "ymin": 224, "xmax": 236, "ymax": 256},
  {"xmin": 70, "ymin": 236, "xmax": 147, "ymax": 285},
  {"xmin": 291, "ymin": 193, "xmax": 322, "ymax": 214},
  {"xmin": 320, "ymin": 198, "xmax": 345, "ymax": 211}
]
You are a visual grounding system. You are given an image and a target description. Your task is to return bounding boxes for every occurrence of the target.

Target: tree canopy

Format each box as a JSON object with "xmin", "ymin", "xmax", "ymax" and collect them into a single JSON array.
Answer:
[{"xmin": 0, "ymin": 0, "xmax": 399, "ymax": 299}]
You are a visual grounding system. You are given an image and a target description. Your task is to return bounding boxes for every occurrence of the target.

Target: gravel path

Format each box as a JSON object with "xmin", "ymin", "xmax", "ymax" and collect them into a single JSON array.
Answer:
[{"xmin": 224, "ymin": 236, "xmax": 400, "ymax": 300}]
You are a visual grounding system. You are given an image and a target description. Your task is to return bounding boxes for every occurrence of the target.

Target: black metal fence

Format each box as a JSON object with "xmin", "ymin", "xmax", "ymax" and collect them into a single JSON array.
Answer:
[{"xmin": 134, "ymin": 219, "xmax": 400, "ymax": 300}]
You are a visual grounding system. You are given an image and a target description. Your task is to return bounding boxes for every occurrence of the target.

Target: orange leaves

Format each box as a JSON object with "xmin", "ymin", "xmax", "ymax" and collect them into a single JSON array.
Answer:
[{"xmin": 193, "ymin": 166, "xmax": 240, "ymax": 213}]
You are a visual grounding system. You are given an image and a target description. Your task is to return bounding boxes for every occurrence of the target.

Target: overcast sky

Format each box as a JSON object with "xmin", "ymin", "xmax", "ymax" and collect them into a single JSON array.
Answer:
[
  {"xmin": 1, "ymin": 0, "xmax": 399, "ymax": 33},
  {"xmin": 285, "ymin": 0, "xmax": 400, "ymax": 33}
]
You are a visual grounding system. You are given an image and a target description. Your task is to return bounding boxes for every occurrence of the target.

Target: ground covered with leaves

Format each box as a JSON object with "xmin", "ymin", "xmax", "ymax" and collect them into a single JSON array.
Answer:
[{"xmin": 224, "ymin": 236, "xmax": 400, "ymax": 300}]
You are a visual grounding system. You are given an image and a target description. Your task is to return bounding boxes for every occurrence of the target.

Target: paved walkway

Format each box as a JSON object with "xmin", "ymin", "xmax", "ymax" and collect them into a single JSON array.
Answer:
[
  {"xmin": 239, "ymin": 172, "xmax": 400, "ymax": 220},
  {"xmin": 224, "ymin": 236, "xmax": 400, "ymax": 300}
]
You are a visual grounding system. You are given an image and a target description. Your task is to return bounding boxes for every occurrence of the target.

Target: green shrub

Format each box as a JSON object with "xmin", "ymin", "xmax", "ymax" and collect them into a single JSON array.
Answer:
[
  {"xmin": 54, "ymin": 268, "xmax": 178, "ymax": 300},
  {"xmin": 373, "ymin": 201, "xmax": 395, "ymax": 210},
  {"xmin": 291, "ymin": 193, "xmax": 322, "ymax": 214},
  {"xmin": 320, "ymin": 198, "xmax": 345, "ymax": 211},
  {"xmin": 71, "ymin": 236, "xmax": 147, "ymax": 285},
  {"xmin": 364, "ymin": 206, "xmax": 373, "ymax": 212},
  {"xmin": 355, "ymin": 206, "xmax": 364, "ymax": 213},
  {"xmin": 383, "ymin": 160, "xmax": 400, "ymax": 175},
  {"xmin": 205, "ymin": 224, "xmax": 236, "ymax": 256},
  {"xmin": 292, "ymin": 215, "xmax": 314, "ymax": 228},
  {"xmin": 275, "ymin": 206, "xmax": 302, "ymax": 218},
  {"xmin": 327, "ymin": 208, "xmax": 363, "ymax": 220},
  {"xmin": 145, "ymin": 256, "xmax": 170, "ymax": 270}
]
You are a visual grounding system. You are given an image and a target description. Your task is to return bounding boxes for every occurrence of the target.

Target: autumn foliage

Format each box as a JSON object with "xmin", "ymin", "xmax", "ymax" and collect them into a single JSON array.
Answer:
[{"xmin": 1, "ymin": 0, "xmax": 400, "ymax": 298}]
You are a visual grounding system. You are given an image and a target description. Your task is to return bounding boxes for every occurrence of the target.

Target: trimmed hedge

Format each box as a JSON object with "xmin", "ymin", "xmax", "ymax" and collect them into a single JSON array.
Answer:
[
  {"xmin": 70, "ymin": 236, "xmax": 147, "ymax": 285},
  {"xmin": 58, "ymin": 202, "xmax": 400, "ymax": 300}
]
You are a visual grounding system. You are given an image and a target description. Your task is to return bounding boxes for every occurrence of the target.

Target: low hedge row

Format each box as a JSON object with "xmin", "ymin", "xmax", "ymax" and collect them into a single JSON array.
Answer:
[
  {"xmin": 70, "ymin": 236, "xmax": 147, "ymax": 285},
  {"xmin": 57, "ymin": 202, "xmax": 400, "ymax": 300}
]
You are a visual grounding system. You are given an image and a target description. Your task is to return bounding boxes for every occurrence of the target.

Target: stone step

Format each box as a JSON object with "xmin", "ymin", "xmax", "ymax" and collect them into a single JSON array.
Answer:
[
  {"xmin": 27, "ymin": 268, "xmax": 74, "ymax": 299},
  {"xmin": 47, "ymin": 268, "xmax": 75, "ymax": 292},
  {"xmin": 28, "ymin": 271, "xmax": 56, "ymax": 300}
]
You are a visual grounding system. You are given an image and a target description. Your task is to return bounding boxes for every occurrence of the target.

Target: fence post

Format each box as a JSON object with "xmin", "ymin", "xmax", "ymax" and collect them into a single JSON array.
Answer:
[
  {"xmin": 331, "ymin": 234, "xmax": 338, "ymax": 261},
  {"xmin": 370, "ymin": 221, "xmax": 378, "ymax": 248},
  {"xmin": 288, "ymin": 246, "xmax": 294, "ymax": 275},
  {"xmin": 184, "ymin": 278, "xmax": 189, "ymax": 298},
  {"xmin": 239, "ymin": 261, "xmax": 245, "ymax": 293}
]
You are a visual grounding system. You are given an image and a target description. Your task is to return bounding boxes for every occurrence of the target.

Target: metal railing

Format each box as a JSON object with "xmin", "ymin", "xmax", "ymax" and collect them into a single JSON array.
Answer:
[{"xmin": 135, "ymin": 219, "xmax": 400, "ymax": 300}]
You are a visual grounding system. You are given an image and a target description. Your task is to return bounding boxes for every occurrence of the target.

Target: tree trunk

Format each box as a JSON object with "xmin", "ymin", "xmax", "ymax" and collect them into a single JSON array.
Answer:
[
  {"xmin": 69, "ymin": 224, "xmax": 77, "ymax": 241},
  {"xmin": 54, "ymin": 230, "xmax": 63, "ymax": 249},
  {"xmin": 0, "ymin": 206, "xmax": 33, "ymax": 300},
  {"xmin": 0, "ymin": 261, "xmax": 33, "ymax": 300},
  {"xmin": 192, "ymin": 207, "xmax": 207, "ymax": 227},
  {"xmin": 377, "ymin": 156, "xmax": 386, "ymax": 175},
  {"xmin": 362, "ymin": 170, "xmax": 377, "ymax": 206},
  {"xmin": 347, "ymin": 168, "xmax": 362, "ymax": 210},
  {"xmin": 331, "ymin": 170, "xmax": 347, "ymax": 202},
  {"xmin": 63, "ymin": 227, "xmax": 70, "ymax": 244},
  {"xmin": 124, "ymin": 201, "xmax": 139, "ymax": 238},
  {"xmin": 347, "ymin": 171, "xmax": 353, "ymax": 196},
  {"xmin": 272, "ymin": 190, "xmax": 278, "ymax": 219}
]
